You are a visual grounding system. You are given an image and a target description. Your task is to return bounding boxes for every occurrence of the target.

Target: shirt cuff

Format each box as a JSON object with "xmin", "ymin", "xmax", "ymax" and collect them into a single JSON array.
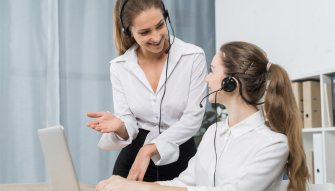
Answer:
[
  {"xmin": 156, "ymin": 181, "xmax": 173, "ymax": 186},
  {"xmin": 149, "ymin": 141, "xmax": 179, "ymax": 166},
  {"xmin": 97, "ymin": 116, "xmax": 138, "ymax": 150},
  {"xmin": 186, "ymin": 185, "xmax": 232, "ymax": 191},
  {"xmin": 186, "ymin": 187, "xmax": 205, "ymax": 191}
]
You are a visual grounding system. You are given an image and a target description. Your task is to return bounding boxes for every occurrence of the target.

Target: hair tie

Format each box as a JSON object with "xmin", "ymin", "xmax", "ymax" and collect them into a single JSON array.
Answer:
[{"xmin": 266, "ymin": 62, "xmax": 272, "ymax": 72}]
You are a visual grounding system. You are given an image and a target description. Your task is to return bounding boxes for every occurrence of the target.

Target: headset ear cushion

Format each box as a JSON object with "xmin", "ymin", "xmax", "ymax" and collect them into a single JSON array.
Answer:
[
  {"xmin": 222, "ymin": 76, "xmax": 237, "ymax": 92},
  {"xmin": 123, "ymin": 28, "xmax": 131, "ymax": 37}
]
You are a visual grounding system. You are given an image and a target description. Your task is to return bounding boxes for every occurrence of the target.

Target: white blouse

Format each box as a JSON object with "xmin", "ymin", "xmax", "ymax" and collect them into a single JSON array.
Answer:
[
  {"xmin": 98, "ymin": 36, "xmax": 207, "ymax": 166},
  {"xmin": 157, "ymin": 111, "xmax": 290, "ymax": 191}
]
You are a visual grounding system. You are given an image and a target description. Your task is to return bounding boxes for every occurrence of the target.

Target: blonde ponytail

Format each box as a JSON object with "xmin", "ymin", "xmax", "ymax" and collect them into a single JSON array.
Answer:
[{"xmin": 265, "ymin": 64, "xmax": 310, "ymax": 191}]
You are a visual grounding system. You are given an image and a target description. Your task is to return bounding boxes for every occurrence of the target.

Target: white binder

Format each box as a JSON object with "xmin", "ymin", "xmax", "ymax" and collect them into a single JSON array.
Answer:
[{"xmin": 313, "ymin": 133, "xmax": 324, "ymax": 184}]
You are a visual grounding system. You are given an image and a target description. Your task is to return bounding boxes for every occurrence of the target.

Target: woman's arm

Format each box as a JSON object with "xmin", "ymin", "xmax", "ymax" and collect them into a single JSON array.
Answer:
[{"xmin": 97, "ymin": 63, "xmax": 138, "ymax": 151}]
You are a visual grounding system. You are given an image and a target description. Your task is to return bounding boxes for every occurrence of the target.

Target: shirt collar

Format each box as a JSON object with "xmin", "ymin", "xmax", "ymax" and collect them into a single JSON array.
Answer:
[
  {"xmin": 109, "ymin": 35, "xmax": 204, "ymax": 95},
  {"xmin": 220, "ymin": 110, "xmax": 265, "ymax": 140}
]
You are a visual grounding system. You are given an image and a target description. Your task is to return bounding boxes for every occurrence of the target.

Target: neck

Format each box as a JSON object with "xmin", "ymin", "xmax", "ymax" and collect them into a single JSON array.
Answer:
[
  {"xmin": 137, "ymin": 39, "xmax": 170, "ymax": 61},
  {"xmin": 224, "ymin": 97, "xmax": 258, "ymax": 128}
]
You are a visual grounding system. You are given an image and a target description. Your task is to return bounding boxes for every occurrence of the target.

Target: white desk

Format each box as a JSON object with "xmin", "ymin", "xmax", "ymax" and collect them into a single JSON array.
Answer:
[{"xmin": 0, "ymin": 182, "xmax": 95, "ymax": 191}]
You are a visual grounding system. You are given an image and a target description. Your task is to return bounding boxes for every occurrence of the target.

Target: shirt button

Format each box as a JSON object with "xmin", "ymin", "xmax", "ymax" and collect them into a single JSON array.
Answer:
[
  {"xmin": 156, "ymin": 116, "xmax": 159, "ymax": 119},
  {"xmin": 153, "ymin": 99, "xmax": 157, "ymax": 102}
]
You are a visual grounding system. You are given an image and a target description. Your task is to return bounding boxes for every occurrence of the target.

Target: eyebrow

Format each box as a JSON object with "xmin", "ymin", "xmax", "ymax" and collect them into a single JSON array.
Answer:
[
  {"xmin": 210, "ymin": 65, "xmax": 215, "ymax": 68},
  {"xmin": 138, "ymin": 19, "xmax": 164, "ymax": 32}
]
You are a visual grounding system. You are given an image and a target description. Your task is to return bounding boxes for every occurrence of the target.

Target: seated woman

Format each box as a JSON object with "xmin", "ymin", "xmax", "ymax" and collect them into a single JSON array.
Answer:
[{"xmin": 95, "ymin": 41, "xmax": 310, "ymax": 191}]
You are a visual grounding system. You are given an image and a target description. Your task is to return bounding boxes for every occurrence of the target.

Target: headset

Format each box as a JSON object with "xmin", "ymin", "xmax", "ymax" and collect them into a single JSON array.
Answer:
[
  {"xmin": 200, "ymin": 75, "xmax": 264, "ymax": 108},
  {"xmin": 199, "ymin": 74, "xmax": 263, "ymax": 186},
  {"xmin": 120, "ymin": 0, "xmax": 175, "ymax": 182}
]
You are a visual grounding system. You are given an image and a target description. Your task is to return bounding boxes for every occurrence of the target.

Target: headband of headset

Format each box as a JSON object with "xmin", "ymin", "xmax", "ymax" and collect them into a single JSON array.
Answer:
[{"xmin": 120, "ymin": 0, "xmax": 169, "ymax": 37}]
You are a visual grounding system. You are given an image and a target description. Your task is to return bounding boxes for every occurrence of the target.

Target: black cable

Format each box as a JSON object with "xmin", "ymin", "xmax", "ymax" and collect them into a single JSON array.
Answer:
[
  {"xmin": 213, "ymin": 92, "xmax": 218, "ymax": 187},
  {"xmin": 157, "ymin": 12, "xmax": 175, "ymax": 182}
]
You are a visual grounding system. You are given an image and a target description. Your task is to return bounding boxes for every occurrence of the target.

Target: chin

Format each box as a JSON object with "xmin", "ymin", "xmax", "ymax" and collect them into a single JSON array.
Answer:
[
  {"xmin": 150, "ymin": 46, "xmax": 165, "ymax": 53},
  {"xmin": 208, "ymin": 95, "xmax": 215, "ymax": 103}
]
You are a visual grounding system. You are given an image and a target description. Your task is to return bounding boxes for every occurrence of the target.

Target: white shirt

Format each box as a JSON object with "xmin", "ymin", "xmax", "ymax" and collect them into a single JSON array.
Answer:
[
  {"xmin": 98, "ymin": 36, "xmax": 207, "ymax": 166},
  {"xmin": 158, "ymin": 111, "xmax": 290, "ymax": 191}
]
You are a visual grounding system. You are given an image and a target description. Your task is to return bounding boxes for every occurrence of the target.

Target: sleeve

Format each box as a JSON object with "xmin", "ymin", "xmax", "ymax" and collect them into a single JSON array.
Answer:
[
  {"xmin": 97, "ymin": 63, "xmax": 138, "ymax": 151},
  {"xmin": 184, "ymin": 140, "xmax": 289, "ymax": 191},
  {"xmin": 146, "ymin": 52, "xmax": 208, "ymax": 166},
  {"xmin": 157, "ymin": 155, "xmax": 197, "ymax": 187}
]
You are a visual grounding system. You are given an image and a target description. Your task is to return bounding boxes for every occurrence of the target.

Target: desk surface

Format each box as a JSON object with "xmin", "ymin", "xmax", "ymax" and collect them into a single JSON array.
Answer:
[{"xmin": 0, "ymin": 182, "xmax": 95, "ymax": 191}]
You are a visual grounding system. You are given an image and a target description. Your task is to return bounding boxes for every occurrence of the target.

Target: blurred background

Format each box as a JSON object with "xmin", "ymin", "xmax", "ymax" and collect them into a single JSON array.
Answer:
[{"xmin": 1, "ymin": 0, "xmax": 335, "ymax": 186}]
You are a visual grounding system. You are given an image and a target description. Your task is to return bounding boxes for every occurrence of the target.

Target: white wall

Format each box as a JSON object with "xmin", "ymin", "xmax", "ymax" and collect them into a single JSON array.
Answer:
[{"xmin": 215, "ymin": 0, "xmax": 335, "ymax": 79}]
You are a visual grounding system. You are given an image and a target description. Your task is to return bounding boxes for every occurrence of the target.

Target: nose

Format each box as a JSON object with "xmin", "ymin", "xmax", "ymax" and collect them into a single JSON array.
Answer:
[
  {"xmin": 205, "ymin": 73, "xmax": 210, "ymax": 83},
  {"xmin": 151, "ymin": 30, "xmax": 161, "ymax": 42}
]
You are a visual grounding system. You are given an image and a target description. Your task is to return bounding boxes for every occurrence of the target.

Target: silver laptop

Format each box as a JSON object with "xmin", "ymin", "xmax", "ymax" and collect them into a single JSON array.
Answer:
[{"xmin": 38, "ymin": 126, "xmax": 81, "ymax": 191}]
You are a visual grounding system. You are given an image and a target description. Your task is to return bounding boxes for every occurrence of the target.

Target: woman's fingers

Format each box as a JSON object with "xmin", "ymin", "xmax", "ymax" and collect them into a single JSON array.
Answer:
[
  {"xmin": 126, "ymin": 147, "xmax": 151, "ymax": 181},
  {"xmin": 87, "ymin": 112, "xmax": 104, "ymax": 118},
  {"xmin": 95, "ymin": 179, "xmax": 110, "ymax": 191},
  {"xmin": 96, "ymin": 175, "xmax": 121, "ymax": 191},
  {"xmin": 127, "ymin": 168, "xmax": 138, "ymax": 181},
  {"xmin": 87, "ymin": 118, "xmax": 100, "ymax": 127},
  {"xmin": 138, "ymin": 172, "xmax": 145, "ymax": 182}
]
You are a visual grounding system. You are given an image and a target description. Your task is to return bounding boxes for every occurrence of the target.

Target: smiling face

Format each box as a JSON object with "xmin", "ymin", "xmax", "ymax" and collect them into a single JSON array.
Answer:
[
  {"xmin": 130, "ymin": 7, "xmax": 168, "ymax": 54},
  {"xmin": 205, "ymin": 51, "xmax": 238, "ymax": 105}
]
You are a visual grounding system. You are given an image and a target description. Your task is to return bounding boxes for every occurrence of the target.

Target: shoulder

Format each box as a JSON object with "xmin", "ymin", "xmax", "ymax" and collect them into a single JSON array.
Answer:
[
  {"xmin": 251, "ymin": 124, "xmax": 288, "ymax": 152},
  {"xmin": 202, "ymin": 122, "xmax": 225, "ymax": 142},
  {"xmin": 256, "ymin": 124, "xmax": 287, "ymax": 142},
  {"xmin": 196, "ymin": 122, "xmax": 225, "ymax": 152},
  {"xmin": 109, "ymin": 44, "xmax": 138, "ymax": 73},
  {"xmin": 109, "ymin": 43, "xmax": 138, "ymax": 65},
  {"xmin": 109, "ymin": 54, "xmax": 126, "ymax": 64}
]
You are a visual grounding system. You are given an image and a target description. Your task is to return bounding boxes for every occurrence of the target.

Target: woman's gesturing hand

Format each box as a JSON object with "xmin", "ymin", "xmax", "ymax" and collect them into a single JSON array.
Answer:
[{"xmin": 86, "ymin": 112, "xmax": 127, "ymax": 137}]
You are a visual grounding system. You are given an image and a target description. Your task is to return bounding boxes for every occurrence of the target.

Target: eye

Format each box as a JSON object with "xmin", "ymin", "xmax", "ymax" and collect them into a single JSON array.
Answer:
[
  {"xmin": 140, "ymin": 31, "xmax": 149, "ymax": 36},
  {"xmin": 157, "ymin": 23, "xmax": 164, "ymax": 29},
  {"xmin": 209, "ymin": 68, "xmax": 213, "ymax": 73}
]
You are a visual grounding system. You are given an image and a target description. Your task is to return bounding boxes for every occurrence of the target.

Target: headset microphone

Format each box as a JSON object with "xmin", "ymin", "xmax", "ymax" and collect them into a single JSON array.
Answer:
[
  {"xmin": 199, "ymin": 88, "xmax": 223, "ymax": 108},
  {"xmin": 165, "ymin": 46, "xmax": 171, "ymax": 54}
]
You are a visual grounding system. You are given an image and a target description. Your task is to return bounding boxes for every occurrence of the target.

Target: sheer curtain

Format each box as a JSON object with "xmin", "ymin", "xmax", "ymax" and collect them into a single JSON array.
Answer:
[{"xmin": 0, "ymin": 0, "xmax": 215, "ymax": 185}]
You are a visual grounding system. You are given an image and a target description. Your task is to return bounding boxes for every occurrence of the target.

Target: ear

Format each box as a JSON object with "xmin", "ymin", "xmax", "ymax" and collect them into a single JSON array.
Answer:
[
  {"xmin": 232, "ymin": 76, "xmax": 239, "ymax": 86},
  {"xmin": 231, "ymin": 76, "xmax": 240, "ymax": 93}
]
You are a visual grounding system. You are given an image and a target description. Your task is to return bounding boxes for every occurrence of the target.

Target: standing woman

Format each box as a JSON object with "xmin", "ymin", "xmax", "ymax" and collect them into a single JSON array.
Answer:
[{"xmin": 87, "ymin": 0, "xmax": 207, "ymax": 182}]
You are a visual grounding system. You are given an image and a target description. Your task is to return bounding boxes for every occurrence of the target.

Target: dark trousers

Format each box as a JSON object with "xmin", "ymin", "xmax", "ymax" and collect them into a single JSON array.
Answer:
[{"xmin": 113, "ymin": 128, "xmax": 197, "ymax": 182}]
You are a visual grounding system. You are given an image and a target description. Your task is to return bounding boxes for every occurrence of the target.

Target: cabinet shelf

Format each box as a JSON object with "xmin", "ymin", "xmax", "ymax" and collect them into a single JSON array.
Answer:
[
  {"xmin": 302, "ymin": 128, "xmax": 322, "ymax": 133},
  {"xmin": 293, "ymin": 71, "xmax": 335, "ymax": 184}
]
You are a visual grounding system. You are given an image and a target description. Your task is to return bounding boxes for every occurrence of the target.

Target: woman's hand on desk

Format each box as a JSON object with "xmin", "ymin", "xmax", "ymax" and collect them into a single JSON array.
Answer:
[
  {"xmin": 127, "ymin": 144, "xmax": 159, "ymax": 181},
  {"xmin": 86, "ymin": 112, "xmax": 129, "ymax": 139},
  {"xmin": 96, "ymin": 175, "xmax": 151, "ymax": 191},
  {"xmin": 96, "ymin": 175, "xmax": 188, "ymax": 191}
]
